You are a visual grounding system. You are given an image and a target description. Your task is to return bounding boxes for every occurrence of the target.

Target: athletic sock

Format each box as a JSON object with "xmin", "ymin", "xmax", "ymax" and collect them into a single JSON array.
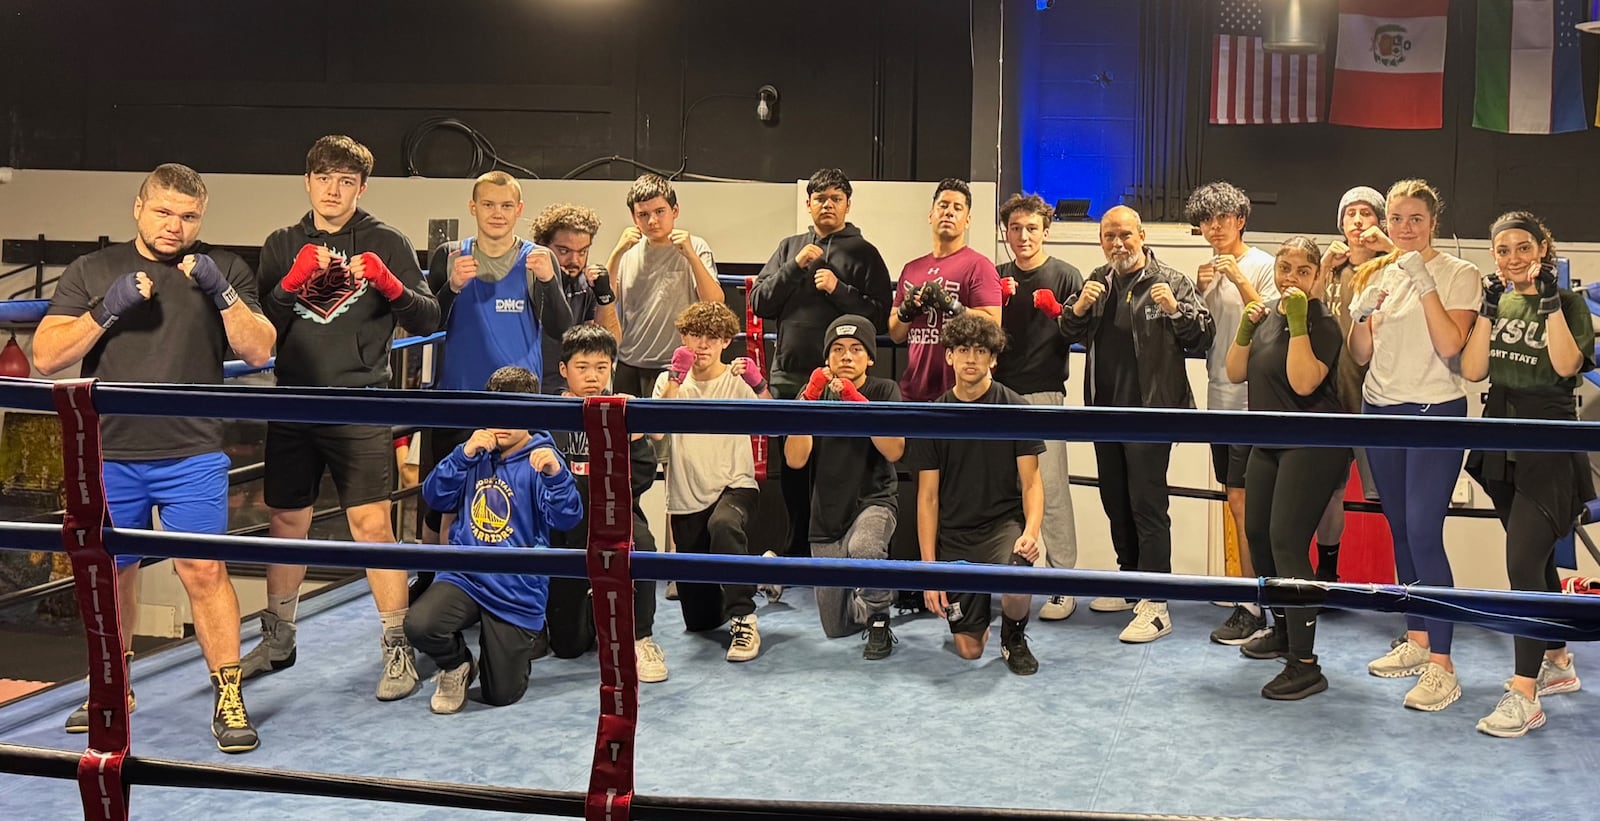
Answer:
[
  {"xmin": 267, "ymin": 592, "xmax": 299, "ymax": 623},
  {"xmin": 1317, "ymin": 543, "xmax": 1340, "ymax": 580},
  {"xmin": 379, "ymin": 608, "xmax": 408, "ymax": 640}
]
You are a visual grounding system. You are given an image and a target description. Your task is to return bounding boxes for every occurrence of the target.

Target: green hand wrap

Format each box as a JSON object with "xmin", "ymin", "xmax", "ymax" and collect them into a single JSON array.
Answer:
[
  {"xmin": 1283, "ymin": 290, "xmax": 1309, "ymax": 337},
  {"xmin": 1235, "ymin": 301, "xmax": 1264, "ymax": 347}
]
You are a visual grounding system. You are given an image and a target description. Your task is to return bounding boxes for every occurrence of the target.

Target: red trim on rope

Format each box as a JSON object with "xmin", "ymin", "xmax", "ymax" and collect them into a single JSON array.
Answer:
[
  {"xmin": 582, "ymin": 396, "xmax": 636, "ymax": 821},
  {"xmin": 51, "ymin": 378, "xmax": 130, "ymax": 821},
  {"xmin": 743, "ymin": 277, "xmax": 768, "ymax": 481}
]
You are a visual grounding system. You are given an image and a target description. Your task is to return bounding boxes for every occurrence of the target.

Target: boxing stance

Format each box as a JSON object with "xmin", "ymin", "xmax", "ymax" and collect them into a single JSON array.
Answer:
[
  {"xmin": 994, "ymin": 193, "xmax": 1082, "ymax": 621},
  {"xmin": 1184, "ymin": 181, "xmax": 1278, "ymax": 646},
  {"xmin": 1348, "ymin": 179, "xmax": 1481, "ymax": 713},
  {"xmin": 35, "ymin": 163, "xmax": 275, "ymax": 753},
  {"xmin": 546, "ymin": 325, "xmax": 669, "ymax": 683},
  {"xmin": 1226, "ymin": 237, "xmax": 1349, "ymax": 701},
  {"xmin": 783, "ymin": 315, "xmax": 905, "ymax": 658},
  {"xmin": 529, "ymin": 202, "xmax": 620, "ymax": 393},
  {"xmin": 887, "ymin": 178, "xmax": 1003, "ymax": 402},
  {"xmin": 247, "ymin": 135, "xmax": 441, "ymax": 701},
  {"xmin": 653, "ymin": 302, "xmax": 773, "ymax": 661},
  {"xmin": 1462, "ymin": 211, "xmax": 1593, "ymax": 737},
  {"xmin": 410, "ymin": 366, "xmax": 583, "ymax": 713},
  {"xmin": 904, "ymin": 313, "xmax": 1042, "ymax": 676}
]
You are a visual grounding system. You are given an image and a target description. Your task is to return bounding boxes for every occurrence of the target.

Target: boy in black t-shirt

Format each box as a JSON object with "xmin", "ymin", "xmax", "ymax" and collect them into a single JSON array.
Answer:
[
  {"xmin": 902, "ymin": 313, "xmax": 1044, "ymax": 675},
  {"xmin": 783, "ymin": 315, "xmax": 906, "ymax": 659},
  {"xmin": 545, "ymin": 325, "xmax": 669, "ymax": 683}
]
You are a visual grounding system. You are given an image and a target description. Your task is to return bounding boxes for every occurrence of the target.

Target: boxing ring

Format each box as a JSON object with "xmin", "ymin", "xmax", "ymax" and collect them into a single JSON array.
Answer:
[{"xmin": 1, "ymin": 375, "xmax": 1600, "ymax": 821}]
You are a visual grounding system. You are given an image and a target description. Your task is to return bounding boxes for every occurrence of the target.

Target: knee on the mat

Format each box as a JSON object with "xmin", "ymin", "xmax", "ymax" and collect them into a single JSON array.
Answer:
[
  {"xmin": 953, "ymin": 634, "xmax": 986, "ymax": 660},
  {"xmin": 706, "ymin": 514, "xmax": 747, "ymax": 547},
  {"xmin": 479, "ymin": 678, "xmax": 530, "ymax": 707}
]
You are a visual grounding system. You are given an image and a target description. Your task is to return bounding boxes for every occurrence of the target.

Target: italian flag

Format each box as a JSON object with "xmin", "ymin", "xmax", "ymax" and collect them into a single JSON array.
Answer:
[
  {"xmin": 1328, "ymin": 0, "xmax": 1451, "ymax": 130},
  {"xmin": 1472, "ymin": 0, "xmax": 1588, "ymax": 134}
]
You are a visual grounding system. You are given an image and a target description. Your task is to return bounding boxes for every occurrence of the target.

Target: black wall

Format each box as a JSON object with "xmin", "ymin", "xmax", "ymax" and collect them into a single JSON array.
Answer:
[
  {"xmin": 0, "ymin": 0, "xmax": 973, "ymax": 185},
  {"xmin": 1197, "ymin": 2, "xmax": 1600, "ymax": 241}
]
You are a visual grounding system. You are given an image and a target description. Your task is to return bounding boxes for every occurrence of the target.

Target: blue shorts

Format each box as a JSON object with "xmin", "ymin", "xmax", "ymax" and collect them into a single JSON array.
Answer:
[{"xmin": 104, "ymin": 451, "xmax": 230, "ymax": 570}]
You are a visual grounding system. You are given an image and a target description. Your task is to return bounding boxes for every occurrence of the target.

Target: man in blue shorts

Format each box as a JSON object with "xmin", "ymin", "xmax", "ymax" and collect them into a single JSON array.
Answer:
[{"xmin": 33, "ymin": 163, "xmax": 276, "ymax": 753}]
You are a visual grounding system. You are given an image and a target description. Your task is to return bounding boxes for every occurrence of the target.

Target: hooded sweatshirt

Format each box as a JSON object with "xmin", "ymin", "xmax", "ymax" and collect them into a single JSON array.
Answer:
[
  {"xmin": 748, "ymin": 224, "xmax": 892, "ymax": 381},
  {"xmin": 420, "ymin": 432, "xmax": 584, "ymax": 632},
  {"xmin": 259, "ymin": 209, "xmax": 441, "ymax": 388}
]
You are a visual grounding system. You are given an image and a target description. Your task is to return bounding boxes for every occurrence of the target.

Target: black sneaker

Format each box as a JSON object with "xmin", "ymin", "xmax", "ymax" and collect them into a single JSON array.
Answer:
[
  {"xmin": 1240, "ymin": 625, "xmax": 1287, "ymax": 660},
  {"xmin": 1262, "ymin": 657, "xmax": 1329, "ymax": 701},
  {"xmin": 1001, "ymin": 630, "xmax": 1039, "ymax": 676},
  {"xmin": 1209, "ymin": 605, "xmax": 1268, "ymax": 646},
  {"xmin": 210, "ymin": 666, "xmax": 259, "ymax": 754},
  {"xmin": 862, "ymin": 614, "xmax": 897, "ymax": 661}
]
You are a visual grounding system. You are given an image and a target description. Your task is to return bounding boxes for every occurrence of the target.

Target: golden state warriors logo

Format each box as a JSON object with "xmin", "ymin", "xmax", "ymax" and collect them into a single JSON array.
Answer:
[
  {"xmin": 470, "ymin": 477, "xmax": 515, "ymax": 544},
  {"xmin": 1371, "ymin": 24, "xmax": 1411, "ymax": 68}
]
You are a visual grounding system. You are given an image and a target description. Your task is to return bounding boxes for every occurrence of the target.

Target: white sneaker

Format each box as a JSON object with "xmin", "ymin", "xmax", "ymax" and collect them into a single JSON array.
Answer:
[
  {"xmin": 1403, "ymin": 662, "xmax": 1461, "ymax": 712},
  {"xmin": 665, "ymin": 581, "xmax": 679, "ymax": 601},
  {"xmin": 1476, "ymin": 688, "xmax": 1546, "ymax": 738},
  {"xmin": 726, "ymin": 614, "xmax": 761, "ymax": 662},
  {"xmin": 636, "ymin": 637, "xmax": 669, "ymax": 683},
  {"xmin": 757, "ymin": 550, "xmax": 784, "ymax": 603},
  {"xmin": 1367, "ymin": 639, "xmax": 1430, "ymax": 678},
  {"xmin": 1536, "ymin": 654, "xmax": 1580, "ymax": 697},
  {"xmin": 429, "ymin": 660, "xmax": 474, "ymax": 714},
  {"xmin": 1090, "ymin": 596, "xmax": 1135, "ymax": 613},
  {"xmin": 1040, "ymin": 595, "xmax": 1077, "ymax": 621},
  {"xmin": 1118, "ymin": 600, "xmax": 1172, "ymax": 643}
]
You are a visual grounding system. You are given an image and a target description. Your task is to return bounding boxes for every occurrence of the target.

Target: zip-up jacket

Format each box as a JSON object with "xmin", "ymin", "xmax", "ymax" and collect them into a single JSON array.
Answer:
[{"xmin": 1057, "ymin": 249, "xmax": 1214, "ymax": 409}]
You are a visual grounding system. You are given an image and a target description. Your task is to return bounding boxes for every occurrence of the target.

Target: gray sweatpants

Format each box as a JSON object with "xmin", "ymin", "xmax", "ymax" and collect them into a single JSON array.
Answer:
[
  {"xmin": 812, "ymin": 505, "xmax": 898, "ymax": 638},
  {"xmin": 1024, "ymin": 390, "xmax": 1079, "ymax": 569}
]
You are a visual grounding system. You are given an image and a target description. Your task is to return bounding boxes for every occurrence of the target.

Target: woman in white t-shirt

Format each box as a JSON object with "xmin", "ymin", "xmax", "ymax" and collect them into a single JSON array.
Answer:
[{"xmin": 1346, "ymin": 179, "xmax": 1481, "ymax": 714}]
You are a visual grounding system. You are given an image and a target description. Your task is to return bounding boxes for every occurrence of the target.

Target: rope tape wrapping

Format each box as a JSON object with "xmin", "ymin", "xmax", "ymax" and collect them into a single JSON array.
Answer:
[
  {"xmin": 50, "ymin": 379, "xmax": 131, "ymax": 821},
  {"xmin": 583, "ymin": 397, "xmax": 637, "ymax": 821}
]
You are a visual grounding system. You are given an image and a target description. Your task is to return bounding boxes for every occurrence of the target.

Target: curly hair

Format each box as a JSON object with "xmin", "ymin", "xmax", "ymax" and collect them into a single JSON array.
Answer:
[
  {"xmin": 485, "ymin": 365, "xmax": 540, "ymax": 394},
  {"xmin": 940, "ymin": 313, "xmax": 1006, "ymax": 353},
  {"xmin": 674, "ymin": 301, "xmax": 740, "ymax": 341},
  {"xmin": 1183, "ymin": 181, "xmax": 1251, "ymax": 226},
  {"xmin": 1490, "ymin": 210, "xmax": 1557, "ymax": 267},
  {"xmin": 998, "ymin": 193, "xmax": 1053, "ymax": 228},
  {"xmin": 530, "ymin": 203, "xmax": 602, "ymax": 245}
]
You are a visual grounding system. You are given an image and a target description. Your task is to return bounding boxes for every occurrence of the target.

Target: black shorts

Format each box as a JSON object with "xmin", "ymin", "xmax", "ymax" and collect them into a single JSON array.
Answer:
[
  {"xmin": 421, "ymin": 427, "xmax": 474, "ymax": 532},
  {"xmin": 940, "ymin": 519, "xmax": 1022, "ymax": 636},
  {"xmin": 264, "ymin": 421, "xmax": 395, "ymax": 510},
  {"xmin": 1211, "ymin": 443, "xmax": 1250, "ymax": 490}
]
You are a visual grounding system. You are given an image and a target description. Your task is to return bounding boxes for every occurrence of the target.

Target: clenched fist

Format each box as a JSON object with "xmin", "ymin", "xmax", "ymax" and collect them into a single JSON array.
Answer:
[
  {"xmin": 1072, "ymin": 280, "xmax": 1106, "ymax": 316},
  {"xmin": 795, "ymin": 243, "xmax": 825, "ymax": 268},
  {"xmin": 1149, "ymin": 282, "xmax": 1178, "ymax": 315},
  {"xmin": 449, "ymin": 251, "xmax": 479, "ymax": 293}
]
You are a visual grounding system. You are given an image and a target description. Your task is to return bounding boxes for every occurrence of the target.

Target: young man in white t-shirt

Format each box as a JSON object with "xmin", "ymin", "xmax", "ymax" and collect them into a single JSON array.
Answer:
[
  {"xmin": 1184, "ymin": 181, "xmax": 1279, "ymax": 647},
  {"xmin": 653, "ymin": 301, "xmax": 774, "ymax": 662}
]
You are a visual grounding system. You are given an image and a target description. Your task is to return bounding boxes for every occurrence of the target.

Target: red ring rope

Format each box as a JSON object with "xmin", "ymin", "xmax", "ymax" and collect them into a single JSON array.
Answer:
[
  {"xmin": 581, "ymin": 396, "xmax": 637, "ymax": 821},
  {"xmin": 51, "ymin": 378, "xmax": 131, "ymax": 821},
  {"xmin": 743, "ymin": 277, "xmax": 768, "ymax": 481}
]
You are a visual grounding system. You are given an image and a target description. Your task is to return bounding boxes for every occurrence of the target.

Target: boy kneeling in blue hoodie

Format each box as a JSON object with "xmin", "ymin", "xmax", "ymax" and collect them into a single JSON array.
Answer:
[{"xmin": 409, "ymin": 366, "xmax": 584, "ymax": 713}]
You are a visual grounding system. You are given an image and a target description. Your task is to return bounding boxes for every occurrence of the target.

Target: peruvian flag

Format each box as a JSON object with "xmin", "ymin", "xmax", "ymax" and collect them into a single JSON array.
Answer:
[{"xmin": 1328, "ymin": 0, "xmax": 1451, "ymax": 129}]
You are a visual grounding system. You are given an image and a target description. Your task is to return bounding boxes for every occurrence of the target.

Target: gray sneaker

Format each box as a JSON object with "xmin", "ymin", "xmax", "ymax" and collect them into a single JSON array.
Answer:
[
  {"xmin": 1476, "ymin": 689, "xmax": 1546, "ymax": 738},
  {"xmin": 64, "ymin": 691, "xmax": 135, "ymax": 734},
  {"xmin": 375, "ymin": 630, "xmax": 420, "ymax": 701},
  {"xmin": 1536, "ymin": 654, "xmax": 1581, "ymax": 697},
  {"xmin": 239, "ymin": 612, "xmax": 298, "ymax": 680},
  {"xmin": 1403, "ymin": 662, "xmax": 1461, "ymax": 712},
  {"xmin": 1368, "ymin": 639, "xmax": 1429, "ymax": 678},
  {"xmin": 429, "ymin": 659, "xmax": 475, "ymax": 714}
]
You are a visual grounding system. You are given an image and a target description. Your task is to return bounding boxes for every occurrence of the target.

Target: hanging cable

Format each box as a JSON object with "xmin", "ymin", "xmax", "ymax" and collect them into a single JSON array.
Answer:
[{"xmin": 401, "ymin": 117, "xmax": 539, "ymax": 179}]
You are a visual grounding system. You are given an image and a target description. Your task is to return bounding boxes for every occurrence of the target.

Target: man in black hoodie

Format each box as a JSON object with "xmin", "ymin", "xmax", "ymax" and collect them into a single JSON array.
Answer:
[
  {"xmin": 244, "ymin": 135, "xmax": 442, "ymax": 701},
  {"xmin": 1050, "ymin": 205, "xmax": 1212, "ymax": 645},
  {"xmin": 749, "ymin": 168, "xmax": 892, "ymax": 559}
]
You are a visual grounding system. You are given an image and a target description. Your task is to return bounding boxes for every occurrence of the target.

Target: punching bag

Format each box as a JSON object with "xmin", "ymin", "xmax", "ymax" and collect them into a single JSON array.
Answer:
[{"xmin": 0, "ymin": 334, "xmax": 30, "ymax": 378}]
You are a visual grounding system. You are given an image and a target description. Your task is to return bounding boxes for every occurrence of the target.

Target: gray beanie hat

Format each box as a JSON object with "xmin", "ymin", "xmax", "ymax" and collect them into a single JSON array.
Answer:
[{"xmin": 1337, "ymin": 186, "xmax": 1386, "ymax": 231}]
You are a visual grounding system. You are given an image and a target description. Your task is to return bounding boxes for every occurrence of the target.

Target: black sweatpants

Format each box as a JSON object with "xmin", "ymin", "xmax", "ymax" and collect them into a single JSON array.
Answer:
[
  {"xmin": 1244, "ymin": 446, "xmax": 1351, "ymax": 661},
  {"xmin": 671, "ymin": 487, "xmax": 760, "ymax": 631},
  {"xmin": 770, "ymin": 378, "xmax": 814, "ymax": 558},
  {"xmin": 1093, "ymin": 441, "xmax": 1173, "ymax": 573},
  {"xmin": 1480, "ymin": 471, "xmax": 1568, "ymax": 679},
  {"xmin": 403, "ymin": 582, "xmax": 539, "ymax": 707},
  {"xmin": 544, "ymin": 512, "xmax": 660, "ymax": 658}
]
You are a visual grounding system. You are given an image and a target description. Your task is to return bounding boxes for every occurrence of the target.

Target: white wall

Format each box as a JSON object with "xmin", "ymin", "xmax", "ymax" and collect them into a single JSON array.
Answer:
[{"xmin": 6, "ymin": 170, "xmax": 1599, "ymax": 593}]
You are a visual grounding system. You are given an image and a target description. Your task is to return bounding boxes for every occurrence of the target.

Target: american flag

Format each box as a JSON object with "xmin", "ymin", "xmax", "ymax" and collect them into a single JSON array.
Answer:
[{"xmin": 1210, "ymin": 0, "xmax": 1325, "ymax": 125}]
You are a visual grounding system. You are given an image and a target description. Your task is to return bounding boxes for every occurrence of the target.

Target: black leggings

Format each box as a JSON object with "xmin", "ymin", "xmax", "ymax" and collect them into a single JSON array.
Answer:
[
  {"xmin": 1480, "ymin": 474, "xmax": 1568, "ymax": 679},
  {"xmin": 1245, "ymin": 446, "xmax": 1351, "ymax": 661}
]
